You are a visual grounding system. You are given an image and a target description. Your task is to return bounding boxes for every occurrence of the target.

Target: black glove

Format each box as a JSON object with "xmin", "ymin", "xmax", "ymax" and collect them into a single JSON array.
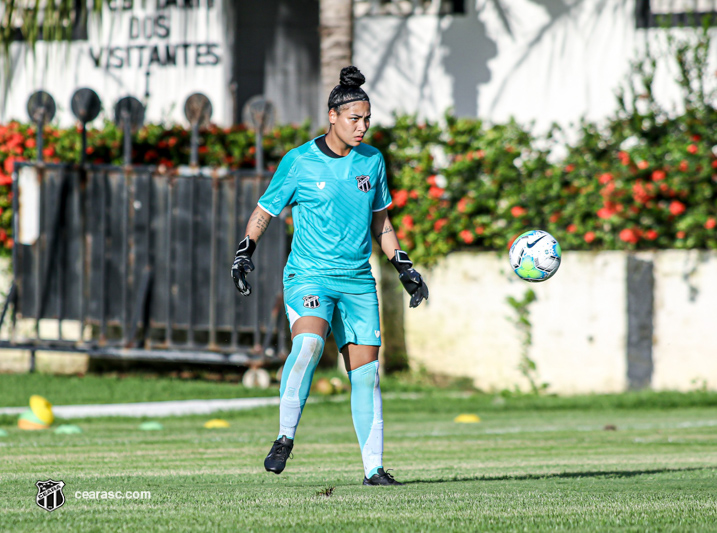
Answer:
[
  {"xmin": 390, "ymin": 250, "xmax": 429, "ymax": 308},
  {"xmin": 232, "ymin": 236, "xmax": 256, "ymax": 296}
]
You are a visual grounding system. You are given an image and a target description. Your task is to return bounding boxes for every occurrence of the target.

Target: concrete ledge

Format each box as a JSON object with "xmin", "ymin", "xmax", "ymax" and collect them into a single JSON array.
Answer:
[{"xmin": 400, "ymin": 250, "xmax": 717, "ymax": 394}]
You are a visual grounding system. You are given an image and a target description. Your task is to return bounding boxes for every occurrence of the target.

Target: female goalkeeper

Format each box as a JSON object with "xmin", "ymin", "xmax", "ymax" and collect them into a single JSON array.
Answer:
[{"xmin": 231, "ymin": 66, "xmax": 428, "ymax": 486}]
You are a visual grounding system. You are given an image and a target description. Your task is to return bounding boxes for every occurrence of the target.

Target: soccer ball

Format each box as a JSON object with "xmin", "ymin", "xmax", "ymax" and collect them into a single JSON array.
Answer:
[{"xmin": 509, "ymin": 230, "xmax": 561, "ymax": 282}]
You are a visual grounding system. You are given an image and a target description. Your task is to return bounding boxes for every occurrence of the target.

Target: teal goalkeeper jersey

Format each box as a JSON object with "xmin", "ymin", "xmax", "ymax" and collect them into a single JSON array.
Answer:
[{"xmin": 258, "ymin": 137, "xmax": 392, "ymax": 293}]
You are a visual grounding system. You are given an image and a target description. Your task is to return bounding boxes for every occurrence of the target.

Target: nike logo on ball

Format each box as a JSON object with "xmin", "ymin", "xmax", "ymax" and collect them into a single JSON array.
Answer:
[{"xmin": 527, "ymin": 235, "xmax": 546, "ymax": 248}]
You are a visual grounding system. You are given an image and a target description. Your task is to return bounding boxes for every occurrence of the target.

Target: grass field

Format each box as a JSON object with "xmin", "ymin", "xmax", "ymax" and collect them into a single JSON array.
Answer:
[{"xmin": 1, "ymin": 382, "xmax": 716, "ymax": 531}]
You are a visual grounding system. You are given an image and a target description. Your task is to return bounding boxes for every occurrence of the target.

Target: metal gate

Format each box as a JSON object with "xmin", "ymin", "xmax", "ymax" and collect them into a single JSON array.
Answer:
[{"xmin": 0, "ymin": 163, "xmax": 288, "ymax": 366}]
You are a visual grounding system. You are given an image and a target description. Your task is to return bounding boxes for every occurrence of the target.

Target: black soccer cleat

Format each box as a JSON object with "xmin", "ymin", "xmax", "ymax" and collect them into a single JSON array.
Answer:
[
  {"xmin": 363, "ymin": 468, "xmax": 404, "ymax": 486},
  {"xmin": 264, "ymin": 436, "xmax": 294, "ymax": 474}
]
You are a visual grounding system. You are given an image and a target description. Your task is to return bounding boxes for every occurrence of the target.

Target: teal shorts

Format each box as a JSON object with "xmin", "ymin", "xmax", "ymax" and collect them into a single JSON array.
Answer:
[{"xmin": 283, "ymin": 282, "xmax": 381, "ymax": 349}]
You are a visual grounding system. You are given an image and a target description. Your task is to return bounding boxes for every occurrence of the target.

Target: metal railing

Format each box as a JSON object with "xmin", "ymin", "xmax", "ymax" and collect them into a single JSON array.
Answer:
[{"xmin": 0, "ymin": 163, "xmax": 288, "ymax": 367}]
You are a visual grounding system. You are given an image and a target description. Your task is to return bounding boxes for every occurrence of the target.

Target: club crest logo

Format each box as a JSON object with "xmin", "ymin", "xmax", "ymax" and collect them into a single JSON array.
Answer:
[
  {"xmin": 356, "ymin": 175, "xmax": 371, "ymax": 193},
  {"xmin": 316, "ymin": 182, "xmax": 325, "ymax": 189},
  {"xmin": 303, "ymin": 295, "xmax": 320, "ymax": 309},
  {"xmin": 375, "ymin": 330, "xmax": 381, "ymax": 338},
  {"xmin": 36, "ymin": 479, "xmax": 66, "ymax": 512}
]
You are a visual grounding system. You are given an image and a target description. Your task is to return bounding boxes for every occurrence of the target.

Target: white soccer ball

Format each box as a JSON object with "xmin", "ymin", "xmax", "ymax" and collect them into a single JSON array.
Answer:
[{"xmin": 509, "ymin": 230, "xmax": 562, "ymax": 282}]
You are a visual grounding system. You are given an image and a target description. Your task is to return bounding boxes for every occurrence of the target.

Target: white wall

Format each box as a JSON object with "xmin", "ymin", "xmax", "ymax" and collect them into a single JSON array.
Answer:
[
  {"xmin": 354, "ymin": 0, "xmax": 717, "ymax": 129},
  {"xmin": 0, "ymin": 1, "xmax": 232, "ymax": 127},
  {"xmin": 652, "ymin": 250, "xmax": 717, "ymax": 391},
  {"xmin": 400, "ymin": 250, "xmax": 717, "ymax": 394}
]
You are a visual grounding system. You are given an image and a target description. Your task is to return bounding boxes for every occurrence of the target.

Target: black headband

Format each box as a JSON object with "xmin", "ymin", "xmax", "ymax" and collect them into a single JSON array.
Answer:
[{"xmin": 330, "ymin": 96, "xmax": 370, "ymax": 110}]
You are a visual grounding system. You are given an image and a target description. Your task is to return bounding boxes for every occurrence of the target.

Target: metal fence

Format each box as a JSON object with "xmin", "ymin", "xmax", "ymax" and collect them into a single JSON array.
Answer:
[{"xmin": 0, "ymin": 163, "xmax": 288, "ymax": 367}]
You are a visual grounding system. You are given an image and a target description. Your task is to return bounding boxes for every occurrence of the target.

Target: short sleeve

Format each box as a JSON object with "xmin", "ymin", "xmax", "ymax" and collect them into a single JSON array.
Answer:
[
  {"xmin": 372, "ymin": 154, "xmax": 392, "ymax": 212},
  {"xmin": 257, "ymin": 151, "xmax": 300, "ymax": 217}
]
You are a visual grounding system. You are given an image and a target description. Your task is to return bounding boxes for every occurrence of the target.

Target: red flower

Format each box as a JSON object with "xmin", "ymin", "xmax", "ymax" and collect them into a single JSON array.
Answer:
[
  {"xmin": 651, "ymin": 170, "xmax": 666, "ymax": 181},
  {"xmin": 619, "ymin": 228, "xmax": 640, "ymax": 244},
  {"xmin": 459, "ymin": 230, "xmax": 474, "ymax": 244},
  {"xmin": 687, "ymin": 144, "xmax": 698, "ymax": 154},
  {"xmin": 678, "ymin": 160, "xmax": 688, "ymax": 172},
  {"xmin": 598, "ymin": 173, "xmax": 614, "ymax": 184},
  {"xmin": 637, "ymin": 160, "xmax": 649, "ymax": 170},
  {"xmin": 428, "ymin": 186, "xmax": 445, "ymax": 199},
  {"xmin": 618, "ymin": 151, "xmax": 630, "ymax": 165},
  {"xmin": 691, "ymin": 134, "xmax": 701, "ymax": 141},
  {"xmin": 5, "ymin": 238, "xmax": 13, "ymax": 249},
  {"xmin": 0, "ymin": 174, "xmax": 11, "ymax": 186},
  {"xmin": 549, "ymin": 212, "xmax": 561, "ymax": 223},
  {"xmin": 600, "ymin": 182, "xmax": 616, "ymax": 197},
  {"xmin": 396, "ymin": 228, "xmax": 406, "ymax": 240},
  {"xmin": 632, "ymin": 181, "xmax": 652, "ymax": 204},
  {"xmin": 705, "ymin": 218, "xmax": 716, "ymax": 230},
  {"xmin": 457, "ymin": 197, "xmax": 470, "ymax": 213},
  {"xmin": 511, "ymin": 206, "xmax": 527, "ymax": 217},
  {"xmin": 567, "ymin": 224, "xmax": 577, "ymax": 233},
  {"xmin": 198, "ymin": 146, "xmax": 208, "ymax": 154},
  {"xmin": 475, "ymin": 226, "xmax": 485, "ymax": 235},
  {"xmin": 409, "ymin": 190, "xmax": 419, "ymax": 199},
  {"xmin": 597, "ymin": 204, "xmax": 617, "ymax": 219},
  {"xmin": 393, "ymin": 189, "xmax": 409, "ymax": 208},
  {"xmin": 676, "ymin": 231, "xmax": 686, "ymax": 239},
  {"xmin": 669, "ymin": 200, "xmax": 686, "ymax": 216},
  {"xmin": 401, "ymin": 214, "xmax": 414, "ymax": 231},
  {"xmin": 4, "ymin": 155, "xmax": 24, "ymax": 174},
  {"xmin": 474, "ymin": 150, "xmax": 485, "ymax": 159},
  {"xmin": 433, "ymin": 218, "xmax": 448, "ymax": 232},
  {"xmin": 584, "ymin": 231, "xmax": 596, "ymax": 243},
  {"xmin": 25, "ymin": 137, "xmax": 36, "ymax": 148},
  {"xmin": 712, "ymin": 160, "xmax": 717, "ymax": 169},
  {"xmin": 427, "ymin": 175, "xmax": 437, "ymax": 186},
  {"xmin": 565, "ymin": 164, "xmax": 575, "ymax": 172},
  {"xmin": 645, "ymin": 229, "xmax": 658, "ymax": 240}
]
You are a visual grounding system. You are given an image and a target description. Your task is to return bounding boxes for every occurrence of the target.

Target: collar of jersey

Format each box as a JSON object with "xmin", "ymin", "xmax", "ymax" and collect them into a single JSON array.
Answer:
[{"xmin": 310, "ymin": 136, "xmax": 356, "ymax": 162}]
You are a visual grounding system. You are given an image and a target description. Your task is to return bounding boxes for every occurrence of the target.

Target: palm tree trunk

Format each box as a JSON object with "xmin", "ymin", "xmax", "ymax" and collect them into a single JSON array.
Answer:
[{"xmin": 319, "ymin": 0, "xmax": 353, "ymax": 111}]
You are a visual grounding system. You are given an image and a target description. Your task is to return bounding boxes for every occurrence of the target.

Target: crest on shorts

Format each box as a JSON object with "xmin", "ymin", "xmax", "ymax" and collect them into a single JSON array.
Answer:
[
  {"xmin": 356, "ymin": 175, "xmax": 371, "ymax": 193},
  {"xmin": 303, "ymin": 295, "xmax": 320, "ymax": 309},
  {"xmin": 36, "ymin": 479, "xmax": 65, "ymax": 512}
]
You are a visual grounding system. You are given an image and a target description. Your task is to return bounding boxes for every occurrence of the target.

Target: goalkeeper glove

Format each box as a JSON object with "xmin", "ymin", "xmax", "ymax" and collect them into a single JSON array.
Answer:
[
  {"xmin": 390, "ymin": 250, "xmax": 429, "ymax": 308},
  {"xmin": 232, "ymin": 236, "xmax": 256, "ymax": 296}
]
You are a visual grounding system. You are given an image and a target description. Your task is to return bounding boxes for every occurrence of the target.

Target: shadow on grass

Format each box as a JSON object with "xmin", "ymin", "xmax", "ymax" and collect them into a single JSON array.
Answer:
[{"xmin": 406, "ymin": 466, "xmax": 716, "ymax": 485}]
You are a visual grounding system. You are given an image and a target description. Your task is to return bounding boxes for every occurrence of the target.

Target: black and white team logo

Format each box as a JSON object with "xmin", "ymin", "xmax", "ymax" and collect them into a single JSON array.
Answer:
[
  {"xmin": 303, "ymin": 295, "xmax": 320, "ymax": 309},
  {"xmin": 356, "ymin": 175, "xmax": 371, "ymax": 193},
  {"xmin": 36, "ymin": 479, "xmax": 65, "ymax": 512}
]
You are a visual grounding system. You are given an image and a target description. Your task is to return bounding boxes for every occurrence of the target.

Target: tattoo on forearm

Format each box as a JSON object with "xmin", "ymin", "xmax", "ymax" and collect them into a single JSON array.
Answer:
[
  {"xmin": 374, "ymin": 222, "xmax": 393, "ymax": 243},
  {"xmin": 248, "ymin": 210, "xmax": 270, "ymax": 237}
]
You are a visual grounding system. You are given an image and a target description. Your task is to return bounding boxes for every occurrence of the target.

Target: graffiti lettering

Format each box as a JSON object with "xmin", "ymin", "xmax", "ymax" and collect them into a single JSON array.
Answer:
[{"xmin": 88, "ymin": 43, "xmax": 220, "ymax": 69}]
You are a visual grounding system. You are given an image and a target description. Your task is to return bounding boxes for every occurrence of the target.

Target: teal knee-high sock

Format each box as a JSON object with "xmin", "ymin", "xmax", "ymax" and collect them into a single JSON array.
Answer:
[
  {"xmin": 348, "ymin": 360, "xmax": 383, "ymax": 478},
  {"xmin": 278, "ymin": 333, "xmax": 324, "ymax": 439}
]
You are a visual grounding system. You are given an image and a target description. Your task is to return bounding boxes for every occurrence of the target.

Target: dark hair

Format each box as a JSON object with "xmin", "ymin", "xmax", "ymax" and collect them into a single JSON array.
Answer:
[{"xmin": 328, "ymin": 66, "xmax": 370, "ymax": 112}]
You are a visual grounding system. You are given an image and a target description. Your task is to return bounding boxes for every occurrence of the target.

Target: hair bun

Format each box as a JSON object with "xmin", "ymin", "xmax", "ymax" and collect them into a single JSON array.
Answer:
[{"xmin": 340, "ymin": 66, "xmax": 365, "ymax": 88}]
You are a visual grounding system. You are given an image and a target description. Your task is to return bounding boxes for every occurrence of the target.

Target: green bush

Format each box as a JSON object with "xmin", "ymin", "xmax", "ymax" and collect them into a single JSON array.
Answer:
[{"xmin": 366, "ymin": 24, "xmax": 717, "ymax": 265}]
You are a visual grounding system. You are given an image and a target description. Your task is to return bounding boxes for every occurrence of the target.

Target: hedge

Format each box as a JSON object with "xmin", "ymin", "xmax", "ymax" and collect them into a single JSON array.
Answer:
[{"xmin": 1, "ymin": 25, "xmax": 715, "ymax": 265}]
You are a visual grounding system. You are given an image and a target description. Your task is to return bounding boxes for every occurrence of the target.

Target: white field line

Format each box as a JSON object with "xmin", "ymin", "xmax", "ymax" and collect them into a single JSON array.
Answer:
[{"xmin": 0, "ymin": 397, "xmax": 280, "ymax": 418}]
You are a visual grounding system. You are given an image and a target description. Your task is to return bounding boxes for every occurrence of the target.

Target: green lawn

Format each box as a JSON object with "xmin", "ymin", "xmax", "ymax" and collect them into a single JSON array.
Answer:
[{"xmin": 1, "ymin": 390, "xmax": 716, "ymax": 531}]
